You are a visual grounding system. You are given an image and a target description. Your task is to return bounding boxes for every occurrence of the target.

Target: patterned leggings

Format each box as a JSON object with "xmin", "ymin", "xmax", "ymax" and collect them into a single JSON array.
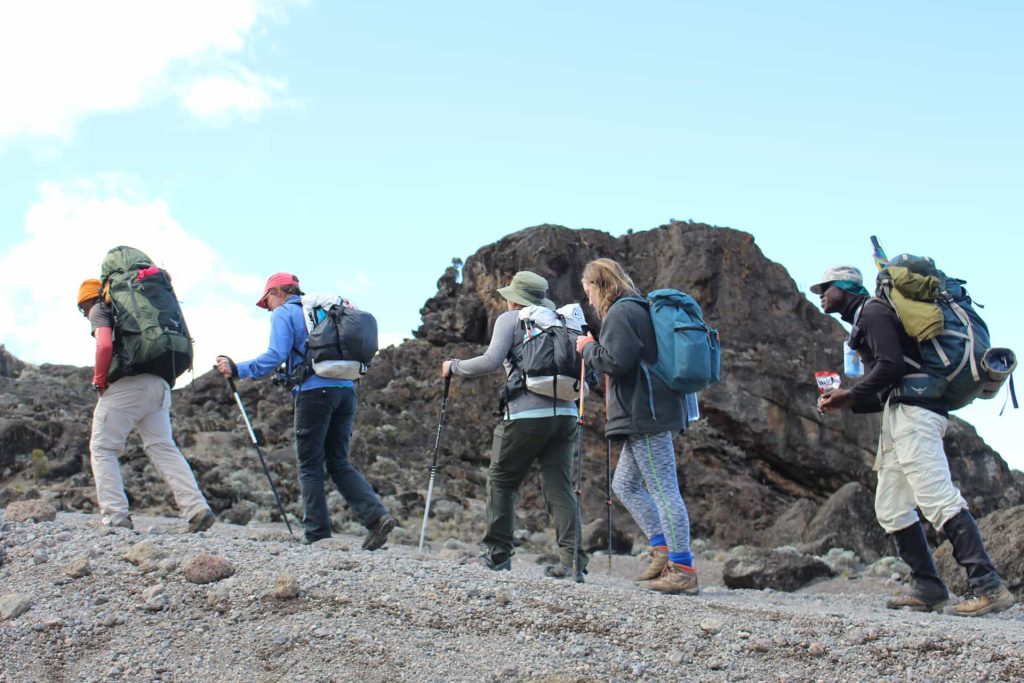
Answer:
[{"xmin": 612, "ymin": 431, "xmax": 691, "ymax": 554}]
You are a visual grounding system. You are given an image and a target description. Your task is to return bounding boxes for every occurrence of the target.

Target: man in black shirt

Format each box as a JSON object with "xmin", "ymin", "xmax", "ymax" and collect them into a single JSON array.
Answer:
[{"xmin": 814, "ymin": 265, "xmax": 1014, "ymax": 617}]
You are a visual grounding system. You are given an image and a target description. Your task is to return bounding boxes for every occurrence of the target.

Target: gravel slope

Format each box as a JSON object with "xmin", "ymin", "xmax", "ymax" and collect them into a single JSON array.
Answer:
[{"xmin": 1, "ymin": 512, "xmax": 1022, "ymax": 683}]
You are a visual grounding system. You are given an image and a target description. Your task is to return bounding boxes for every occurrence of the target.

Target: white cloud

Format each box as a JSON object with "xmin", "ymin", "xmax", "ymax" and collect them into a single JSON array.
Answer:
[
  {"xmin": 0, "ymin": 176, "xmax": 272, "ymax": 380},
  {"xmin": 0, "ymin": 176, "xmax": 414, "ymax": 389},
  {"xmin": 0, "ymin": 0, "xmax": 299, "ymax": 142},
  {"xmin": 179, "ymin": 67, "xmax": 291, "ymax": 125}
]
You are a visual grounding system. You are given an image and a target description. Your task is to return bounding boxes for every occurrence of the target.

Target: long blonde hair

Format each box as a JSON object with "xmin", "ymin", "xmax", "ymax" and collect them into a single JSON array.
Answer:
[{"xmin": 582, "ymin": 258, "xmax": 641, "ymax": 318}]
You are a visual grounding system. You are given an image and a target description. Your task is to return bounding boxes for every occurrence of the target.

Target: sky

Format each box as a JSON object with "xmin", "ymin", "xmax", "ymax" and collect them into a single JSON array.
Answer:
[{"xmin": 1, "ymin": 1, "xmax": 1021, "ymax": 470}]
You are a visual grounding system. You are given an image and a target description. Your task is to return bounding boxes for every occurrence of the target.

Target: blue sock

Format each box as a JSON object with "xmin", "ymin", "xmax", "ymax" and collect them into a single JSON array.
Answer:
[
  {"xmin": 669, "ymin": 551, "xmax": 693, "ymax": 567},
  {"xmin": 649, "ymin": 534, "xmax": 667, "ymax": 548}
]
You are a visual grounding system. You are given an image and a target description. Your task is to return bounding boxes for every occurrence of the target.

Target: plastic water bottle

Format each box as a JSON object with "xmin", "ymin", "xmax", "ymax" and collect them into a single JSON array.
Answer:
[
  {"xmin": 843, "ymin": 341, "xmax": 863, "ymax": 378},
  {"xmin": 685, "ymin": 392, "xmax": 700, "ymax": 422}
]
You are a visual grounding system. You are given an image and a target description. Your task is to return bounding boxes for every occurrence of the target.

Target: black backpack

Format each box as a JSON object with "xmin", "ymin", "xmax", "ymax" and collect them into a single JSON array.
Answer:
[
  {"xmin": 100, "ymin": 246, "xmax": 193, "ymax": 387},
  {"xmin": 503, "ymin": 306, "xmax": 584, "ymax": 415},
  {"xmin": 290, "ymin": 297, "xmax": 378, "ymax": 384}
]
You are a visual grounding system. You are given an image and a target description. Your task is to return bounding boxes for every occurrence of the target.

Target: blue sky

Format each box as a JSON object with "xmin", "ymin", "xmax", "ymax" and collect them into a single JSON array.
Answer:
[{"xmin": 1, "ymin": 1, "xmax": 1020, "ymax": 469}]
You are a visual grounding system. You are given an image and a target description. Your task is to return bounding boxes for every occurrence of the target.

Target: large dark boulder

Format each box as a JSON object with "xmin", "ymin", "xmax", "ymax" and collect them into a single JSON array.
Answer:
[
  {"xmin": 404, "ymin": 223, "xmax": 1021, "ymax": 549},
  {"xmin": 582, "ymin": 516, "xmax": 635, "ymax": 555},
  {"xmin": 722, "ymin": 545, "xmax": 833, "ymax": 592},
  {"xmin": 799, "ymin": 482, "xmax": 889, "ymax": 562},
  {"xmin": 760, "ymin": 498, "xmax": 816, "ymax": 549}
]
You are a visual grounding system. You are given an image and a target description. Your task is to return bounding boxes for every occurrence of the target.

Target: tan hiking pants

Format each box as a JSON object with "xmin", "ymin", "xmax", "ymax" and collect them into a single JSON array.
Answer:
[
  {"xmin": 873, "ymin": 401, "xmax": 967, "ymax": 534},
  {"xmin": 89, "ymin": 374, "xmax": 209, "ymax": 525}
]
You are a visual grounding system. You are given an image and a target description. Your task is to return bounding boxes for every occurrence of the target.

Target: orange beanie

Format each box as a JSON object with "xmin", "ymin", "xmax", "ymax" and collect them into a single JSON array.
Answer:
[{"xmin": 77, "ymin": 278, "xmax": 102, "ymax": 306}]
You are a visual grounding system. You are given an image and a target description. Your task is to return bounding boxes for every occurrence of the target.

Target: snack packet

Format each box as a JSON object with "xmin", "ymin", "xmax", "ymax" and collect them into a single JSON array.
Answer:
[{"xmin": 815, "ymin": 370, "xmax": 841, "ymax": 395}]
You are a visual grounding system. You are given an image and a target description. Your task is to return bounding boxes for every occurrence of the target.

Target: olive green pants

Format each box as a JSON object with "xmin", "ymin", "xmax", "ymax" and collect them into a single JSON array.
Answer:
[{"xmin": 482, "ymin": 415, "xmax": 586, "ymax": 569}]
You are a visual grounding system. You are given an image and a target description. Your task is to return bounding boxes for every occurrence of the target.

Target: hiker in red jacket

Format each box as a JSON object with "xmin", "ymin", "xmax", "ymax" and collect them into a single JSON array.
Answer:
[{"xmin": 77, "ymin": 278, "xmax": 214, "ymax": 533}]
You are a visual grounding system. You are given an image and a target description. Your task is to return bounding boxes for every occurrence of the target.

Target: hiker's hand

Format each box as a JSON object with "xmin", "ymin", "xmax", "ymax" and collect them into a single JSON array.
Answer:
[
  {"xmin": 576, "ymin": 333, "xmax": 596, "ymax": 354},
  {"xmin": 441, "ymin": 360, "xmax": 453, "ymax": 378},
  {"xmin": 215, "ymin": 356, "xmax": 238, "ymax": 378},
  {"xmin": 818, "ymin": 388, "xmax": 852, "ymax": 414}
]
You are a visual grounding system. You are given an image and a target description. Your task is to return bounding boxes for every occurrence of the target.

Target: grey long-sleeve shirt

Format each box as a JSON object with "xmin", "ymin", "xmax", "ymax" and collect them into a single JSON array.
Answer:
[{"xmin": 450, "ymin": 310, "xmax": 578, "ymax": 419}]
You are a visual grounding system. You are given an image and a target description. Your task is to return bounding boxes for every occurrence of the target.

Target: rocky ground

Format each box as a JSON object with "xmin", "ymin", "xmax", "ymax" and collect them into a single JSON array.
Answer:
[{"xmin": 2, "ymin": 511, "xmax": 1022, "ymax": 683}]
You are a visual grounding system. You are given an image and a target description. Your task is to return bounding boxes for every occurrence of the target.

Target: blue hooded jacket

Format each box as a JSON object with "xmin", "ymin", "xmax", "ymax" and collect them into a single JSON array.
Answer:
[{"xmin": 235, "ymin": 295, "xmax": 353, "ymax": 392}]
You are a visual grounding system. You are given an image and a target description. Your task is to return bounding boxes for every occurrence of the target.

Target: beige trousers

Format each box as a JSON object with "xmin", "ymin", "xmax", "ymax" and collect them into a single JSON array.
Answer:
[
  {"xmin": 89, "ymin": 374, "xmax": 209, "ymax": 524},
  {"xmin": 873, "ymin": 401, "xmax": 967, "ymax": 534}
]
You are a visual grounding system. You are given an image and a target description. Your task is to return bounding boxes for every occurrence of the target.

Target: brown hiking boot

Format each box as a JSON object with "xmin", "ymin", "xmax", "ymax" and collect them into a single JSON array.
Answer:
[
  {"xmin": 644, "ymin": 561, "xmax": 699, "ymax": 595},
  {"xmin": 362, "ymin": 515, "xmax": 396, "ymax": 551},
  {"xmin": 187, "ymin": 510, "xmax": 215, "ymax": 534},
  {"xmin": 943, "ymin": 584, "xmax": 1016, "ymax": 617},
  {"xmin": 885, "ymin": 590, "xmax": 947, "ymax": 612},
  {"xmin": 110, "ymin": 516, "xmax": 134, "ymax": 531},
  {"xmin": 636, "ymin": 546, "xmax": 669, "ymax": 582}
]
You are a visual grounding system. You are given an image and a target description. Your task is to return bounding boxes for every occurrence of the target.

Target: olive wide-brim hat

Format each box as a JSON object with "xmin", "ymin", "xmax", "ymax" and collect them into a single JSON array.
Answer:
[{"xmin": 497, "ymin": 271, "xmax": 556, "ymax": 310}]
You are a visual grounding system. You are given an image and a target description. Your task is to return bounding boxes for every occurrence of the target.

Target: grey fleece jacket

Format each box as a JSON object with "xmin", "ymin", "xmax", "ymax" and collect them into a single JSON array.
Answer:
[
  {"xmin": 450, "ymin": 310, "xmax": 577, "ymax": 418},
  {"xmin": 581, "ymin": 297, "xmax": 685, "ymax": 437}
]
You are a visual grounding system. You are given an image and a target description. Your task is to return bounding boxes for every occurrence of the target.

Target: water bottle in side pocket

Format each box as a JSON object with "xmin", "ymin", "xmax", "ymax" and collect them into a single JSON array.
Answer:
[{"xmin": 843, "ymin": 341, "xmax": 864, "ymax": 378}]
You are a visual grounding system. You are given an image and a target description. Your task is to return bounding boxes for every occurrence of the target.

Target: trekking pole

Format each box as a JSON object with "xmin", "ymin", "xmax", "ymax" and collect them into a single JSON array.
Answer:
[
  {"xmin": 418, "ymin": 374, "xmax": 451, "ymax": 553},
  {"xmin": 606, "ymin": 437, "xmax": 613, "ymax": 573},
  {"xmin": 572, "ymin": 360, "xmax": 585, "ymax": 583},
  {"xmin": 604, "ymin": 374, "xmax": 613, "ymax": 573},
  {"xmin": 225, "ymin": 375, "xmax": 293, "ymax": 535}
]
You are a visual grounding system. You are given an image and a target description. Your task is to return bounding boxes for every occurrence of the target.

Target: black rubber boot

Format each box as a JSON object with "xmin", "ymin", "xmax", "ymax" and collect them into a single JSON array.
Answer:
[
  {"xmin": 941, "ymin": 509, "xmax": 1015, "ymax": 617},
  {"xmin": 887, "ymin": 521, "xmax": 949, "ymax": 611},
  {"xmin": 942, "ymin": 509, "xmax": 1000, "ymax": 590}
]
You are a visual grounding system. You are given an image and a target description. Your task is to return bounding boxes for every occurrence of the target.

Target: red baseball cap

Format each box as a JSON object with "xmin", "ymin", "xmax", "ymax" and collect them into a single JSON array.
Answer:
[{"xmin": 256, "ymin": 272, "xmax": 300, "ymax": 308}]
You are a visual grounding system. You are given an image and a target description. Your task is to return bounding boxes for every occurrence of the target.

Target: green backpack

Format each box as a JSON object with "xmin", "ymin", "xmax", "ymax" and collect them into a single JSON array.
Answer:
[{"xmin": 100, "ymin": 246, "xmax": 193, "ymax": 387}]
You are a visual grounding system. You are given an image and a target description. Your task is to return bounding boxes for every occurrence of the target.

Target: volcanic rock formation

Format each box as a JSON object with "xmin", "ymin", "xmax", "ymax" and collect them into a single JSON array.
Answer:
[{"xmin": 1, "ymin": 223, "xmax": 1021, "ymax": 566}]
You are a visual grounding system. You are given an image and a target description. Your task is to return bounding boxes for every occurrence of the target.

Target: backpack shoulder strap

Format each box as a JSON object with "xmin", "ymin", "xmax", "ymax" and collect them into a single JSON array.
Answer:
[
  {"xmin": 284, "ymin": 298, "xmax": 309, "ymax": 364},
  {"xmin": 851, "ymin": 296, "xmax": 890, "ymax": 333},
  {"xmin": 609, "ymin": 295, "xmax": 648, "ymax": 312}
]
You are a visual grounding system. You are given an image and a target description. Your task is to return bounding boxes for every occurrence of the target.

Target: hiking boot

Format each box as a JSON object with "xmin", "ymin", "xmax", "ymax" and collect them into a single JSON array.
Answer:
[
  {"xmin": 302, "ymin": 535, "xmax": 328, "ymax": 546},
  {"xmin": 470, "ymin": 553, "xmax": 512, "ymax": 571},
  {"xmin": 636, "ymin": 546, "xmax": 669, "ymax": 582},
  {"xmin": 885, "ymin": 590, "xmax": 947, "ymax": 612},
  {"xmin": 362, "ymin": 515, "xmax": 396, "ymax": 551},
  {"xmin": 943, "ymin": 510, "xmax": 1003, "ymax": 591},
  {"xmin": 943, "ymin": 584, "xmax": 1016, "ymax": 617},
  {"xmin": 110, "ymin": 516, "xmax": 133, "ymax": 530},
  {"xmin": 644, "ymin": 562, "xmax": 699, "ymax": 595},
  {"xmin": 887, "ymin": 521, "xmax": 949, "ymax": 612},
  {"xmin": 544, "ymin": 564, "xmax": 585, "ymax": 583},
  {"xmin": 187, "ymin": 510, "xmax": 215, "ymax": 534}
]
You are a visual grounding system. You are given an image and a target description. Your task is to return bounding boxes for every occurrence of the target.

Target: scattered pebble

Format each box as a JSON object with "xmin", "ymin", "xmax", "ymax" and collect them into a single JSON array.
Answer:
[
  {"xmin": 0, "ymin": 593, "xmax": 33, "ymax": 621},
  {"xmin": 5, "ymin": 500, "xmax": 57, "ymax": 523},
  {"xmin": 181, "ymin": 555, "xmax": 235, "ymax": 584},
  {"xmin": 64, "ymin": 557, "xmax": 91, "ymax": 578},
  {"xmin": 699, "ymin": 619, "xmax": 723, "ymax": 634},
  {"xmin": 271, "ymin": 574, "xmax": 300, "ymax": 600}
]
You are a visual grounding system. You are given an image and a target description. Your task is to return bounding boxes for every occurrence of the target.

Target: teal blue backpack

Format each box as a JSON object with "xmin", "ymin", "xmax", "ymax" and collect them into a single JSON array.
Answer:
[{"xmin": 617, "ymin": 289, "xmax": 721, "ymax": 395}]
